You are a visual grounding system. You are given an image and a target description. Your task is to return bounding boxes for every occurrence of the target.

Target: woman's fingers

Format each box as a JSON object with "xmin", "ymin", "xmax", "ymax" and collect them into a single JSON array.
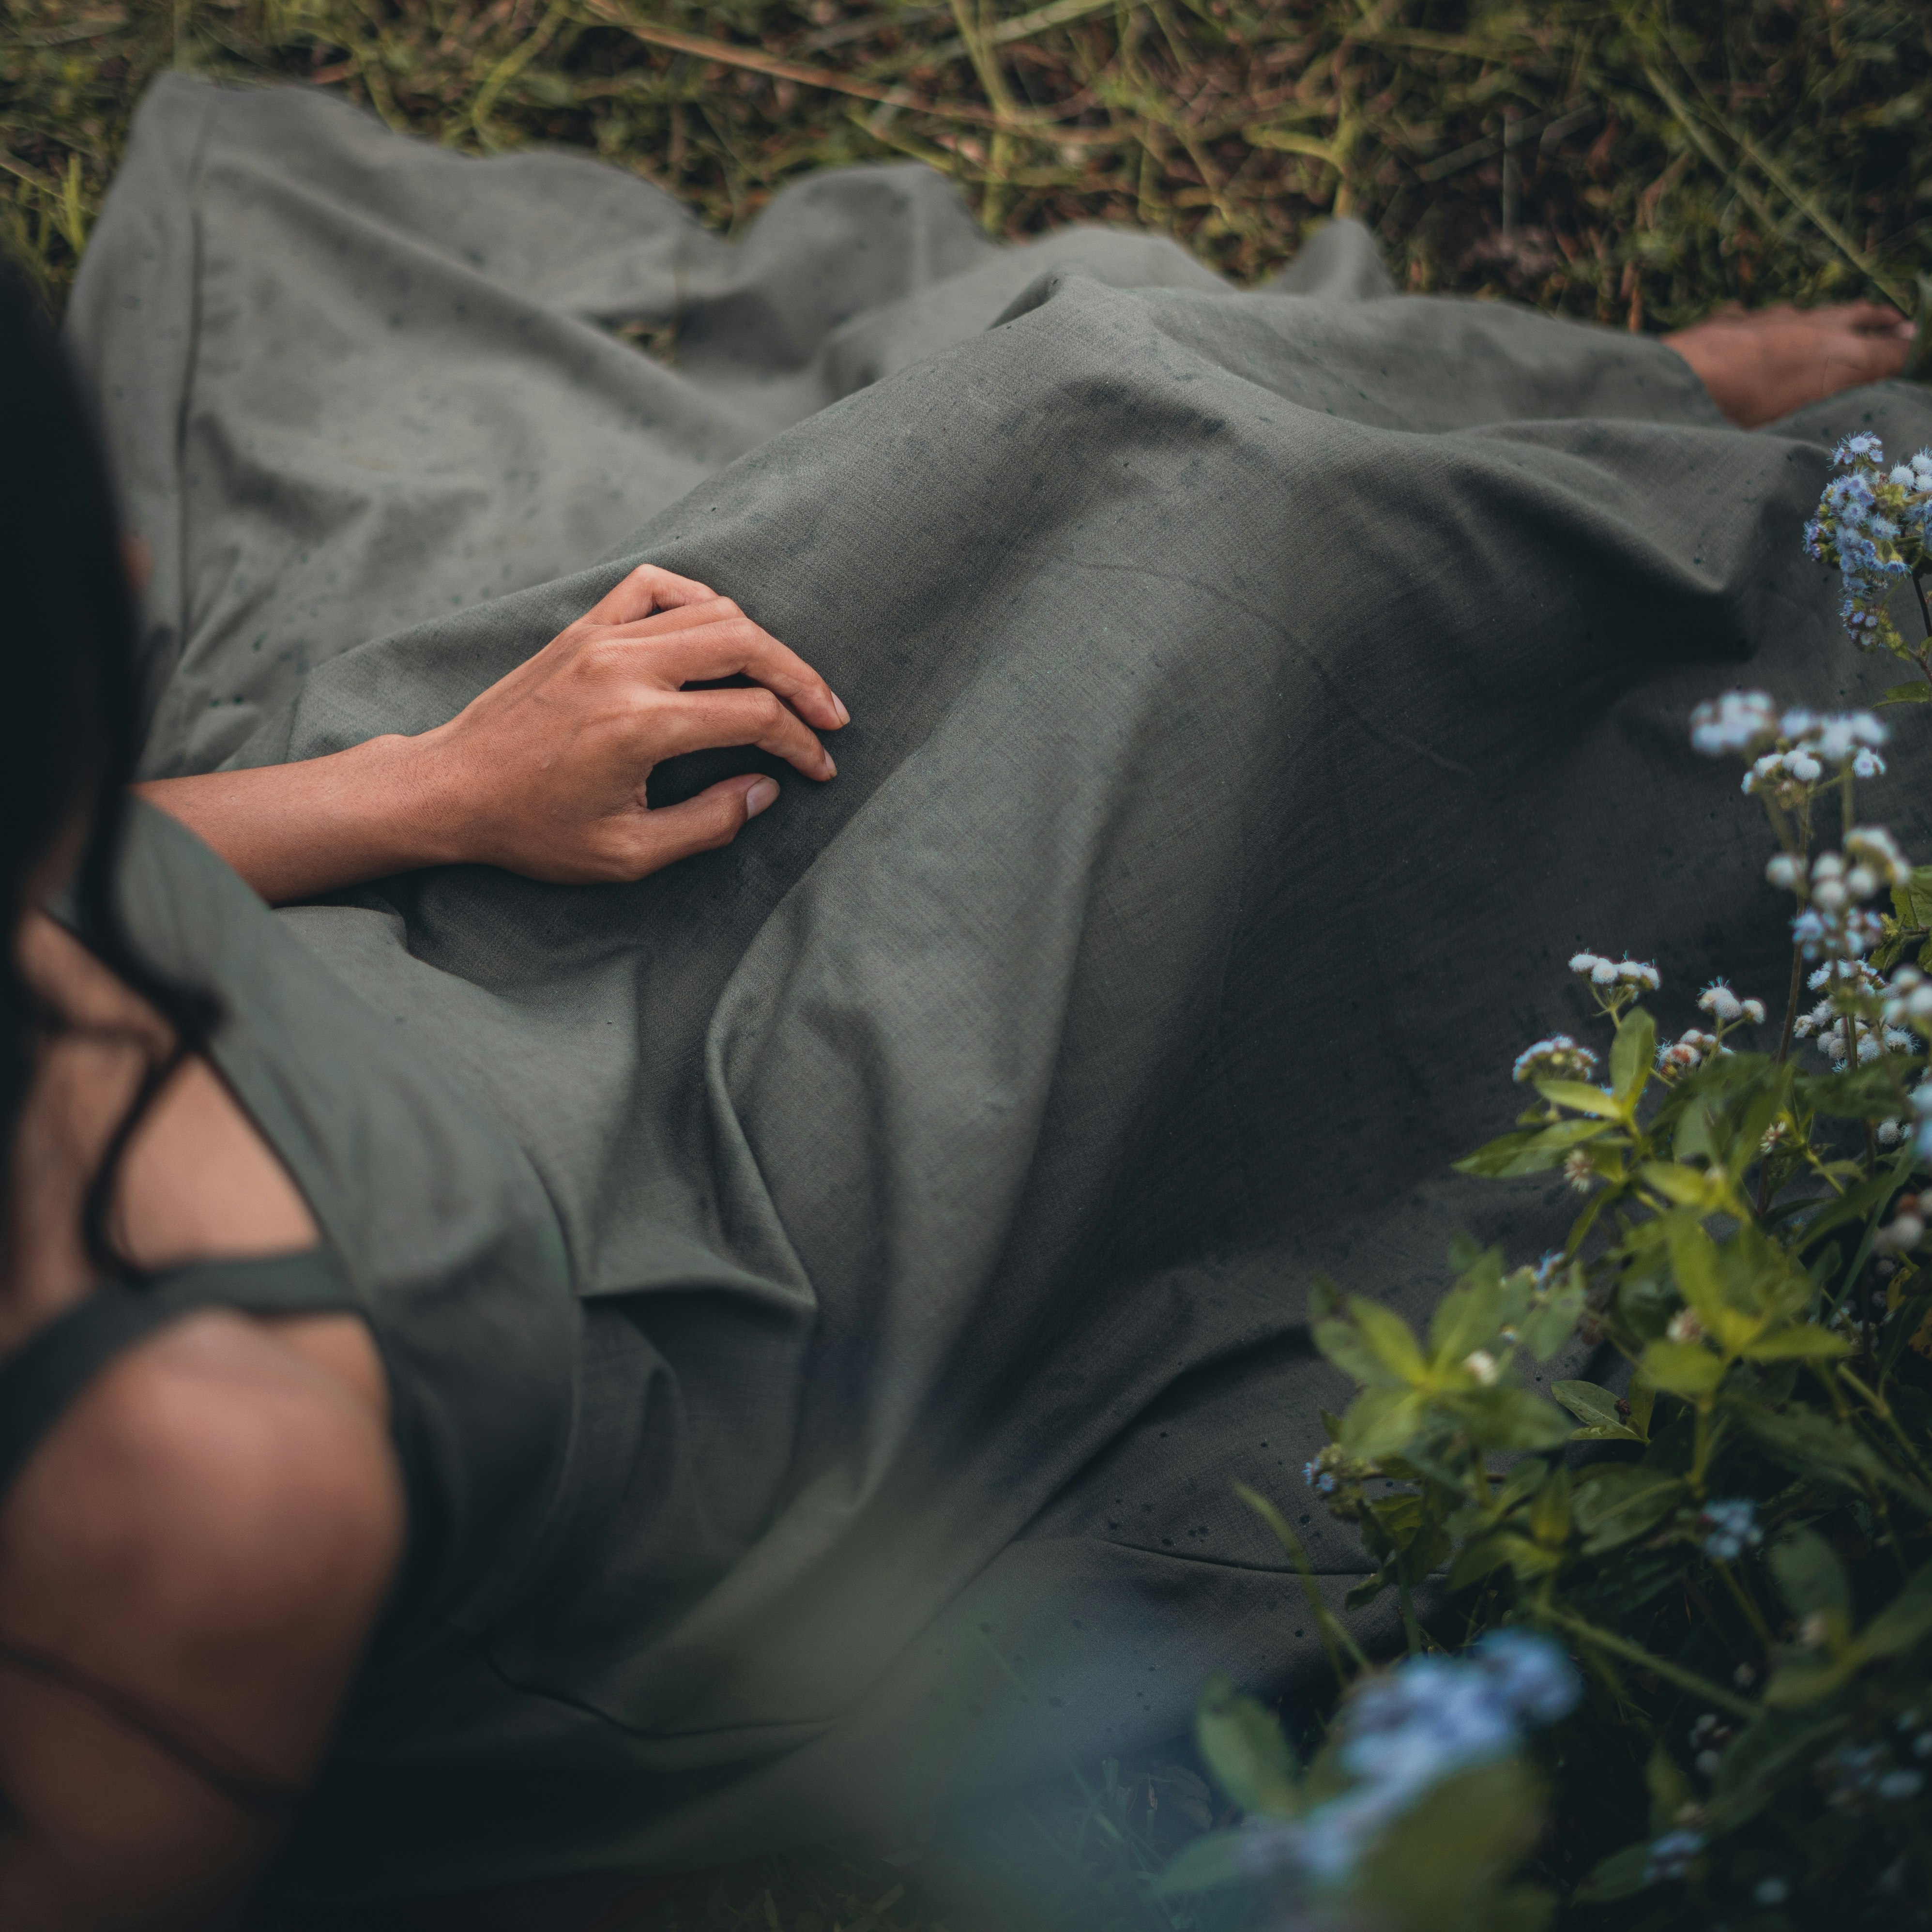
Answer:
[
  {"xmin": 597, "ymin": 607, "xmax": 848, "ymax": 730},
  {"xmin": 580, "ymin": 562, "xmax": 720, "ymax": 628},
  {"xmin": 631, "ymin": 775, "xmax": 781, "ymax": 874},
  {"xmin": 650, "ymin": 685, "xmax": 838, "ymax": 778}
]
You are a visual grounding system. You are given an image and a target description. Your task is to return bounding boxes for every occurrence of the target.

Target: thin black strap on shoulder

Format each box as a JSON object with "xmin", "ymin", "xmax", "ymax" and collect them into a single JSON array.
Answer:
[{"xmin": 0, "ymin": 1248, "xmax": 359, "ymax": 1499}]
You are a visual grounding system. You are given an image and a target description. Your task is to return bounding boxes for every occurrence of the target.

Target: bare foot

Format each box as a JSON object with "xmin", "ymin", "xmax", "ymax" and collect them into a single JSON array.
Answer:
[{"xmin": 1662, "ymin": 301, "xmax": 1915, "ymax": 429}]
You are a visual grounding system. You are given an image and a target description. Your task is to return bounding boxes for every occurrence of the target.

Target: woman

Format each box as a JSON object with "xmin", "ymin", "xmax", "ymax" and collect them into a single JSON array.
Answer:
[{"xmin": 4, "ymin": 71, "xmax": 1925, "ymax": 1928}]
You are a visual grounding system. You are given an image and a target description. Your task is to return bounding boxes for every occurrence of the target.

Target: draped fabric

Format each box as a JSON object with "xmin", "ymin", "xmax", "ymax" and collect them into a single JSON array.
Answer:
[{"xmin": 66, "ymin": 73, "xmax": 1932, "ymax": 1904}]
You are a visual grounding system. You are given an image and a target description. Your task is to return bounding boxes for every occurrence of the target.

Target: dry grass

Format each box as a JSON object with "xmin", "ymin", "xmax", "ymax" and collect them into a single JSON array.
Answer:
[{"xmin": 3, "ymin": 0, "xmax": 1929, "ymax": 330}]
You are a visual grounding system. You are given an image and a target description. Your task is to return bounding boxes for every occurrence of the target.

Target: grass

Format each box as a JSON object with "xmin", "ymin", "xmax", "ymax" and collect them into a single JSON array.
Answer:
[
  {"xmin": 2, "ymin": 0, "xmax": 1930, "ymax": 328},
  {"xmin": 5, "ymin": 2, "xmax": 1931, "ymax": 1925}
]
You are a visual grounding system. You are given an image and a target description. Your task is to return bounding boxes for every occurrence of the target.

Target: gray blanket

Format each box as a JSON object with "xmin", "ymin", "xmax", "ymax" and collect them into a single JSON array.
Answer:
[{"xmin": 65, "ymin": 73, "xmax": 1932, "ymax": 1905}]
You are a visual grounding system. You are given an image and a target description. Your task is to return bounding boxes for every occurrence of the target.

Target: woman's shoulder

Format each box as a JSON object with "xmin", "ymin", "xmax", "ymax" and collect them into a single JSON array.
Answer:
[{"xmin": 2, "ymin": 1306, "xmax": 404, "ymax": 1643}]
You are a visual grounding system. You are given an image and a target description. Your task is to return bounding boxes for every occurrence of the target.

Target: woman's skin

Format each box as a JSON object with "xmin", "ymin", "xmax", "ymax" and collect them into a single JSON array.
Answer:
[
  {"xmin": 0, "ymin": 299, "xmax": 1914, "ymax": 1931},
  {"xmin": 1661, "ymin": 298, "xmax": 1916, "ymax": 430},
  {"xmin": 138, "ymin": 563, "xmax": 848, "ymax": 906},
  {"xmin": 0, "ymin": 914, "xmax": 402, "ymax": 1930}
]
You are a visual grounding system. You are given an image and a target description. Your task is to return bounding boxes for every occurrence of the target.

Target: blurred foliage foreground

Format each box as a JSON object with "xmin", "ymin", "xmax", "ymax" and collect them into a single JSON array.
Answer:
[
  {"xmin": 2, "ymin": 0, "xmax": 1930, "ymax": 325},
  {"xmin": 9, "ymin": 4, "xmax": 1932, "ymax": 1932}
]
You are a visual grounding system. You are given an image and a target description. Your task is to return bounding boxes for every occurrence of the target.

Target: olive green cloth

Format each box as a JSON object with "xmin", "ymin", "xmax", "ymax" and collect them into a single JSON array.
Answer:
[{"xmin": 66, "ymin": 72, "xmax": 1932, "ymax": 1907}]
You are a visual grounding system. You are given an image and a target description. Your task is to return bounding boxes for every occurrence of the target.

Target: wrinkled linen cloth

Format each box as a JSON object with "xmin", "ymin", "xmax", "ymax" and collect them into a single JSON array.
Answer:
[{"xmin": 66, "ymin": 72, "xmax": 1932, "ymax": 1908}]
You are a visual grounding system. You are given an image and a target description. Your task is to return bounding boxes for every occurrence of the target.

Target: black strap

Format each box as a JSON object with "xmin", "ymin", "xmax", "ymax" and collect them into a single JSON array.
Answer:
[{"xmin": 0, "ymin": 1249, "xmax": 360, "ymax": 1499}]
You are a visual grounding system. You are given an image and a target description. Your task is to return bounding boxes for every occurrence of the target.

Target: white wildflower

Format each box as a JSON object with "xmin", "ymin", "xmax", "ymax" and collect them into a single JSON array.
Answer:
[
  {"xmin": 1698, "ymin": 981, "xmax": 1743, "ymax": 1022},
  {"xmin": 1668, "ymin": 1310, "xmax": 1705, "ymax": 1343},
  {"xmin": 1689, "ymin": 690, "xmax": 1777, "ymax": 756},
  {"xmin": 1461, "ymin": 1349, "xmax": 1501, "ymax": 1385},
  {"xmin": 1765, "ymin": 853, "xmax": 1802, "ymax": 890}
]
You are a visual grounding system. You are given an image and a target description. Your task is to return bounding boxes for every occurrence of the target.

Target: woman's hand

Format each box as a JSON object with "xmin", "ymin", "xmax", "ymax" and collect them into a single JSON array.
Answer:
[
  {"xmin": 409, "ymin": 564, "xmax": 845, "ymax": 885},
  {"xmin": 136, "ymin": 565, "xmax": 846, "ymax": 904}
]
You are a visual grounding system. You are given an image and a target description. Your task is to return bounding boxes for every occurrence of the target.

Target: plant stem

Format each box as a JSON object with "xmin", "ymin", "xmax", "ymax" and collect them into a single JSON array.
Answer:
[
  {"xmin": 1775, "ymin": 943, "xmax": 1804, "ymax": 1065},
  {"xmin": 1714, "ymin": 1558, "xmax": 1774, "ymax": 1648},
  {"xmin": 1545, "ymin": 1610, "xmax": 1762, "ymax": 1722},
  {"xmin": 1840, "ymin": 1365, "xmax": 1932, "ymax": 1488},
  {"xmin": 1398, "ymin": 1578, "xmax": 1422, "ymax": 1656}
]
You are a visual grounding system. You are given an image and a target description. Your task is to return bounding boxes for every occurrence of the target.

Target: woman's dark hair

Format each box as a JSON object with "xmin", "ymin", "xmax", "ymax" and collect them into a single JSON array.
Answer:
[{"xmin": 1, "ymin": 262, "xmax": 219, "ymax": 1261}]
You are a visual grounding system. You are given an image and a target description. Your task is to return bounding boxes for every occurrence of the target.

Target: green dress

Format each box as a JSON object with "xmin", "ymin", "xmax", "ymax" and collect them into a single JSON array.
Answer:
[{"xmin": 60, "ymin": 70, "xmax": 1932, "ymax": 1909}]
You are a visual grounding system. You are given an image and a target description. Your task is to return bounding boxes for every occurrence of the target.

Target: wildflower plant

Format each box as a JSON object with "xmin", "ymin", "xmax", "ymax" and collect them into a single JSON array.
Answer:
[{"xmin": 1163, "ymin": 438, "xmax": 1932, "ymax": 1932}]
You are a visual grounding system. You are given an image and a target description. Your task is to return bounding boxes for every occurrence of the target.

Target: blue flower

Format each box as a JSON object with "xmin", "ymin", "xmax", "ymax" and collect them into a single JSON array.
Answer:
[
  {"xmin": 1699, "ymin": 1498, "xmax": 1763, "ymax": 1564},
  {"xmin": 1238, "ymin": 1635, "xmax": 1578, "ymax": 1894},
  {"xmin": 1472, "ymin": 1628, "xmax": 1583, "ymax": 1723},
  {"xmin": 1643, "ymin": 1828, "xmax": 1704, "ymax": 1885}
]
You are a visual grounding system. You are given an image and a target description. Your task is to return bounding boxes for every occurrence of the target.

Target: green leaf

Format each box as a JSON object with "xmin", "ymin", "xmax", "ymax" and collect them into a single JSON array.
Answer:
[
  {"xmin": 1639, "ymin": 1337, "xmax": 1727, "ymax": 1398},
  {"xmin": 1430, "ymin": 1275, "xmax": 1507, "ymax": 1369},
  {"xmin": 1153, "ymin": 1829, "xmax": 1258, "ymax": 1896},
  {"xmin": 1880, "ymin": 679, "xmax": 1932, "ymax": 704},
  {"xmin": 1355, "ymin": 1758, "xmax": 1548, "ymax": 1930},
  {"xmin": 1741, "ymin": 1325, "xmax": 1852, "ymax": 1362},
  {"xmin": 1572, "ymin": 1842, "xmax": 1656, "ymax": 1906},
  {"xmin": 1195, "ymin": 1675, "xmax": 1300, "ymax": 1817},
  {"xmin": 1314, "ymin": 1316, "xmax": 1403, "ymax": 1388},
  {"xmin": 1340, "ymin": 1386, "xmax": 1430, "ymax": 1461},
  {"xmin": 1732, "ymin": 1403, "xmax": 1932, "ymax": 1509},
  {"xmin": 1709, "ymin": 1708, "xmax": 1851, "ymax": 1828},
  {"xmin": 1570, "ymin": 1466, "xmax": 1685, "ymax": 1555},
  {"xmin": 1345, "ymin": 1573, "xmax": 1390, "ymax": 1611},
  {"xmin": 1461, "ymin": 1387, "xmax": 1574, "ymax": 1453},
  {"xmin": 1454, "ymin": 1120, "xmax": 1610, "ymax": 1178},
  {"xmin": 1645, "ymin": 1739, "xmax": 1694, "ymax": 1836},
  {"xmin": 1643, "ymin": 1162, "xmax": 1727, "ymax": 1211},
  {"xmin": 1552, "ymin": 1379, "xmax": 1643, "ymax": 1442},
  {"xmin": 1520, "ymin": 1267, "xmax": 1586, "ymax": 1361},
  {"xmin": 1855, "ymin": 1559, "xmax": 1932, "ymax": 1661},
  {"xmin": 1767, "ymin": 1526, "xmax": 1851, "ymax": 1621},
  {"xmin": 1663, "ymin": 1216, "xmax": 1727, "ymax": 1326},
  {"xmin": 1530, "ymin": 1464, "xmax": 1572, "ymax": 1546},
  {"xmin": 1350, "ymin": 1296, "xmax": 1428, "ymax": 1383},
  {"xmin": 1534, "ymin": 1079, "xmax": 1626, "ymax": 1119},
  {"xmin": 1610, "ymin": 1007, "xmax": 1657, "ymax": 1108}
]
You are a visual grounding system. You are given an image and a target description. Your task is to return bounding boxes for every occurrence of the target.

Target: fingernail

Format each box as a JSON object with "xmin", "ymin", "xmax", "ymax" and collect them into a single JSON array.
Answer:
[
  {"xmin": 821, "ymin": 751, "xmax": 837, "ymax": 778},
  {"xmin": 746, "ymin": 777, "xmax": 779, "ymax": 818},
  {"xmin": 832, "ymin": 692, "xmax": 851, "ymax": 726}
]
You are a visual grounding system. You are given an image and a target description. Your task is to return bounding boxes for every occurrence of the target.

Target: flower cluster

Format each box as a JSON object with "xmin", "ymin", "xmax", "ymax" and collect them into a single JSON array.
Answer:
[
  {"xmin": 1803, "ymin": 435, "xmax": 1932, "ymax": 653},
  {"xmin": 1302, "ymin": 1441, "xmax": 1377, "ymax": 1522},
  {"xmin": 1790, "ymin": 852, "xmax": 1888, "ymax": 962},
  {"xmin": 1696, "ymin": 980, "xmax": 1765, "ymax": 1027},
  {"xmin": 1566, "ymin": 953, "xmax": 1659, "ymax": 1025},
  {"xmin": 1657, "ymin": 1027, "xmax": 1721, "ymax": 1075},
  {"xmin": 1690, "ymin": 692, "xmax": 1890, "ymax": 799},
  {"xmin": 1512, "ymin": 1034, "xmax": 1597, "ymax": 1083},
  {"xmin": 1239, "ymin": 1633, "xmax": 1580, "ymax": 1890},
  {"xmin": 1699, "ymin": 1498, "xmax": 1763, "ymax": 1563},
  {"xmin": 1819, "ymin": 1738, "xmax": 1927, "ymax": 1812}
]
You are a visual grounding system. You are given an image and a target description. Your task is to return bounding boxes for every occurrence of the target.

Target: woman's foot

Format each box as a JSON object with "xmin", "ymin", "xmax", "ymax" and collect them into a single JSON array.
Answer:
[{"xmin": 1662, "ymin": 300, "xmax": 1916, "ymax": 428}]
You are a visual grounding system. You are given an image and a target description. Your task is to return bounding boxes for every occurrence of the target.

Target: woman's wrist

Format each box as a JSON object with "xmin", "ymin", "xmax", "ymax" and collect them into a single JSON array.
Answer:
[{"xmin": 135, "ymin": 729, "xmax": 477, "ymax": 904}]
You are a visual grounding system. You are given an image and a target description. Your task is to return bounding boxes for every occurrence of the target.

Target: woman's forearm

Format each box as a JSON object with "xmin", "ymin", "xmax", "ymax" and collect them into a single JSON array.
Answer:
[{"xmin": 135, "ymin": 735, "xmax": 460, "ymax": 906}]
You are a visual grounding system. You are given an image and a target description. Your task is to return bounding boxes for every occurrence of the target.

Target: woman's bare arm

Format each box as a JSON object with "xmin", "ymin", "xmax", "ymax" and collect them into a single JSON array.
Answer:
[{"xmin": 137, "ymin": 564, "xmax": 848, "ymax": 906}]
